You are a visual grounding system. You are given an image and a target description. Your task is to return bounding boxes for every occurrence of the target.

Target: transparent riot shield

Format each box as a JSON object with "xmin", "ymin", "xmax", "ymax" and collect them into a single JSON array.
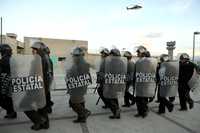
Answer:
[
  {"xmin": 10, "ymin": 55, "xmax": 46, "ymax": 111},
  {"xmin": 103, "ymin": 56, "xmax": 127, "ymax": 99},
  {"xmin": 159, "ymin": 61, "xmax": 179, "ymax": 97},
  {"xmin": 188, "ymin": 68, "xmax": 200, "ymax": 91},
  {"xmin": 65, "ymin": 56, "xmax": 92, "ymax": 97},
  {"xmin": 135, "ymin": 57, "xmax": 157, "ymax": 97}
]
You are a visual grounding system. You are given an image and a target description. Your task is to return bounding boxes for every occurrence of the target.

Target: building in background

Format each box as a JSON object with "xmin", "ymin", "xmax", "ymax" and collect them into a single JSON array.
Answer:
[
  {"xmin": 23, "ymin": 36, "xmax": 100, "ymax": 67},
  {"xmin": 24, "ymin": 36, "xmax": 88, "ymax": 59},
  {"xmin": 1, "ymin": 33, "xmax": 24, "ymax": 54},
  {"xmin": 1, "ymin": 33, "xmax": 100, "ymax": 67}
]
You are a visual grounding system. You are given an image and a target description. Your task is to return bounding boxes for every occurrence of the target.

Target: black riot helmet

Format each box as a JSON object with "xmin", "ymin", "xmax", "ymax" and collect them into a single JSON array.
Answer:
[
  {"xmin": 123, "ymin": 51, "xmax": 132, "ymax": 60},
  {"xmin": 180, "ymin": 53, "xmax": 190, "ymax": 61},
  {"xmin": 31, "ymin": 41, "xmax": 44, "ymax": 50},
  {"xmin": 100, "ymin": 48, "xmax": 109, "ymax": 57},
  {"xmin": 145, "ymin": 51, "xmax": 151, "ymax": 57},
  {"xmin": 110, "ymin": 48, "xmax": 121, "ymax": 56},
  {"xmin": 31, "ymin": 42, "xmax": 46, "ymax": 56},
  {"xmin": 160, "ymin": 54, "xmax": 169, "ymax": 62},
  {"xmin": 136, "ymin": 46, "xmax": 147, "ymax": 54},
  {"xmin": 0, "ymin": 44, "xmax": 12, "ymax": 56},
  {"xmin": 71, "ymin": 47, "xmax": 85, "ymax": 56},
  {"xmin": 136, "ymin": 45, "xmax": 147, "ymax": 57}
]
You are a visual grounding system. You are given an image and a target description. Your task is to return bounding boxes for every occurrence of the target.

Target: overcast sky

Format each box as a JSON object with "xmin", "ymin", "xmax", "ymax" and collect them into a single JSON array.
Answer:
[{"xmin": 1, "ymin": 0, "xmax": 200, "ymax": 56}]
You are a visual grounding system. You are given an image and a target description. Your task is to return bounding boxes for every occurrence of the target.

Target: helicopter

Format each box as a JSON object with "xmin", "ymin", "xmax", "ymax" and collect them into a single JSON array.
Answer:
[{"xmin": 126, "ymin": 4, "xmax": 142, "ymax": 10}]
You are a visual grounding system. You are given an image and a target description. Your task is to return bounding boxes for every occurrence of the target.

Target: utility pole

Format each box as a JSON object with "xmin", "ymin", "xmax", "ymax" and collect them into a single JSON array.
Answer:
[{"xmin": 0, "ymin": 17, "xmax": 2, "ymax": 44}]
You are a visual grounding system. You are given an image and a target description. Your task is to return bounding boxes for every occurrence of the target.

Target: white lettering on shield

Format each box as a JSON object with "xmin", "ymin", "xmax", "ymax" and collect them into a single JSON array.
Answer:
[
  {"xmin": 160, "ymin": 76, "xmax": 178, "ymax": 86},
  {"xmin": 104, "ymin": 73, "xmax": 126, "ymax": 84},
  {"xmin": 66, "ymin": 74, "xmax": 92, "ymax": 89},
  {"xmin": 136, "ymin": 72, "xmax": 155, "ymax": 82},
  {"xmin": 12, "ymin": 75, "xmax": 43, "ymax": 93}
]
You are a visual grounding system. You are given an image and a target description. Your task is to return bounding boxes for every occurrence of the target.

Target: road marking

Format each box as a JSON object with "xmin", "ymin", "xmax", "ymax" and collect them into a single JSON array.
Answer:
[{"xmin": 80, "ymin": 123, "xmax": 89, "ymax": 133}]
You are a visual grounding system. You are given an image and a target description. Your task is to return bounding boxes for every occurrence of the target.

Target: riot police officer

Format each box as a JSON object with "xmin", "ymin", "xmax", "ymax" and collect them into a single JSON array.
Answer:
[
  {"xmin": 178, "ymin": 53, "xmax": 195, "ymax": 111},
  {"xmin": 122, "ymin": 51, "xmax": 135, "ymax": 107},
  {"xmin": 43, "ymin": 46, "xmax": 54, "ymax": 113},
  {"xmin": 67, "ymin": 47, "xmax": 91, "ymax": 123},
  {"xmin": 134, "ymin": 46, "xmax": 148, "ymax": 118},
  {"xmin": 24, "ymin": 42, "xmax": 50, "ymax": 130},
  {"xmin": 134, "ymin": 46, "xmax": 157, "ymax": 118},
  {"xmin": 103, "ymin": 48, "xmax": 126, "ymax": 119},
  {"xmin": 96, "ymin": 48, "xmax": 109, "ymax": 109},
  {"xmin": 0, "ymin": 44, "xmax": 17, "ymax": 119},
  {"xmin": 157, "ymin": 54, "xmax": 175, "ymax": 114},
  {"xmin": 155, "ymin": 54, "xmax": 168, "ymax": 103}
]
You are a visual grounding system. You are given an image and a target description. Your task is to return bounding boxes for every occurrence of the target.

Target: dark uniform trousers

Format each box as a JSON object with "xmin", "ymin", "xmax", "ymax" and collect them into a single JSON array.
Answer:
[
  {"xmin": 156, "ymin": 85, "xmax": 161, "ymax": 102},
  {"xmin": 159, "ymin": 97, "xmax": 173, "ymax": 113},
  {"xmin": 178, "ymin": 83, "xmax": 193, "ymax": 110},
  {"xmin": 0, "ymin": 95, "xmax": 15, "ymax": 114},
  {"xmin": 69, "ymin": 100, "xmax": 90, "ymax": 120},
  {"xmin": 124, "ymin": 82, "xmax": 135, "ymax": 106},
  {"xmin": 107, "ymin": 98, "xmax": 120, "ymax": 116},
  {"xmin": 136, "ymin": 96, "xmax": 149, "ymax": 116},
  {"xmin": 97, "ymin": 83, "xmax": 108, "ymax": 107},
  {"xmin": 46, "ymin": 91, "xmax": 54, "ymax": 111},
  {"xmin": 24, "ymin": 107, "xmax": 49, "ymax": 125}
]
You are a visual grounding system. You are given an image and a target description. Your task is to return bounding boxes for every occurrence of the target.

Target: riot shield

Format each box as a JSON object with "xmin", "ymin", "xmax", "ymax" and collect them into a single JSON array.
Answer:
[
  {"xmin": 10, "ymin": 55, "xmax": 46, "ymax": 111},
  {"xmin": 159, "ymin": 61, "xmax": 179, "ymax": 97},
  {"xmin": 188, "ymin": 68, "xmax": 200, "ymax": 91},
  {"xmin": 135, "ymin": 57, "xmax": 157, "ymax": 97},
  {"xmin": 103, "ymin": 56, "xmax": 127, "ymax": 98},
  {"xmin": 65, "ymin": 56, "xmax": 92, "ymax": 97}
]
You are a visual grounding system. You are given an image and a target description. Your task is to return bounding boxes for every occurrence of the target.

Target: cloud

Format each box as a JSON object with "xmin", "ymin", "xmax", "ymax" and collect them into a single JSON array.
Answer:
[
  {"xmin": 145, "ymin": 32, "xmax": 163, "ymax": 38},
  {"xmin": 166, "ymin": 0, "xmax": 194, "ymax": 14}
]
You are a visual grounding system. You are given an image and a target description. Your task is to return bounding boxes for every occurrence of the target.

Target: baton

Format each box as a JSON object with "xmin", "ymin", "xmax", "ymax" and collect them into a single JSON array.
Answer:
[{"xmin": 96, "ymin": 96, "xmax": 101, "ymax": 105}]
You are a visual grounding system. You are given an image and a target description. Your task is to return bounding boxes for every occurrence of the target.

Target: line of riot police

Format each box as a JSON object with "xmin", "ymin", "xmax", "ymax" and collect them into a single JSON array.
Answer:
[
  {"xmin": 1, "ymin": 43, "xmax": 200, "ymax": 131},
  {"xmin": 96, "ymin": 46, "xmax": 199, "ymax": 118}
]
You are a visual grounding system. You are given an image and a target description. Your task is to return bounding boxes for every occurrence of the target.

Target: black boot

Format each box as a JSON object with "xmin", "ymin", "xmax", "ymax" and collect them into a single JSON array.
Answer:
[
  {"xmin": 179, "ymin": 108, "xmax": 187, "ymax": 111},
  {"xmin": 109, "ymin": 109, "xmax": 120, "ymax": 119},
  {"xmin": 158, "ymin": 107, "xmax": 165, "ymax": 114},
  {"xmin": 134, "ymin": 113, "xmax": 142, "ymax": 117},
  {"xmin": 142, "ymin": 112, "xmax": 148, "ymax": 118},
  {"xmin": 46, "ymin": 106, "xmax": 53, "ymax": 114},
  {"xmin": 168, "ymin": 104, "xmax": 174, "ymax": 112},
  {"xmin": 4, "ymin": 112, "xmax": 17, "ymax": 119},
  {"xmin": 31, "ymin": 124, "xmax": 43, "ymax": 131},
  {"xmin": 31, "ymin": 119, "xmax": 49, "ymax": 130},
  {"xmin": 189, "ymin": 101, "xmax": 194, "ymax": 109}
]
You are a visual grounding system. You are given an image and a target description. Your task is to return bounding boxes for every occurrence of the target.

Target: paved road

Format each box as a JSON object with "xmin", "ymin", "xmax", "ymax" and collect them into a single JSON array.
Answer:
[{"xmin": 1, "ymin": 90, "xmax": 200, "ymax": 133}]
